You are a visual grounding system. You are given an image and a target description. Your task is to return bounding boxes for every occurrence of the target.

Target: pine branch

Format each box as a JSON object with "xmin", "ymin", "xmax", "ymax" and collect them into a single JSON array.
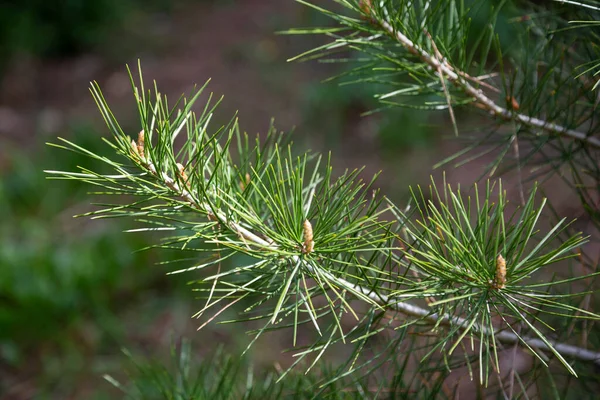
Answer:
[
  {"xmin": 359, "ymin": 282, "xmax": 600, "ymax": 367},
  {"xmin": 127, "ymin": 130, "xmax": 600, "ymax": 369},
  {"xmin": 47, "ymin": 66, "xmax": 600, "ymax": 388},
  {"xmin": 138, "ymin": 144, "xmax": 273, "ymax": 249},
  {"xmin": 362, "ymin": 3, "xmax": 600, "ymax": 148}
]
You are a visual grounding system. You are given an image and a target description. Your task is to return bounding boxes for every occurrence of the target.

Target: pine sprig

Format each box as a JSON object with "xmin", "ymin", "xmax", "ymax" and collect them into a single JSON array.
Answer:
[
  {"xmin": 389, "ymin": 178, "xmax": 596, "ymax": 377},
  {"xmin": 47, "ymin": 65, "xmax": 399, "ymax": 359},
  {"xmin": 287, "ymin": 0, "xmax": 600, "ymax": 305},
  {"xmin": 284, "ymin": 0, "xmax": 600, "ymax": 169},
  {"xmin": 47, "ymin": 65, "xmax": 600, "ymax": 390}
]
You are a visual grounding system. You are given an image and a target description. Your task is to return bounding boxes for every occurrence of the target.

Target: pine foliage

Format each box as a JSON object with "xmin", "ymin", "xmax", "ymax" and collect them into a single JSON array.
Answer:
[{"xmin": 47, "ymin": 0, "xmax": 600, "ymax": 398}]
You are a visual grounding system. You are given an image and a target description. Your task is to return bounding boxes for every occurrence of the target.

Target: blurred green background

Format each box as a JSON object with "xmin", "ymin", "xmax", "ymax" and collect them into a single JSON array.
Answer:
[{"xmin": 0, "ymin": 0, "xmax": 525, "ymax": 398}]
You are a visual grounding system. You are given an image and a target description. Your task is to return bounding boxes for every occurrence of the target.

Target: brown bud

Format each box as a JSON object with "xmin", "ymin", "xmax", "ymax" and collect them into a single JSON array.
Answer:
[
  {"xmin": 360, "ymin": 0, "xmax": 373, "ymax": 16},
  {"xmin": 131, "ymin": 139, "xmax": 139, "ymax": 157},
  {"xmin": 302, "ymin": 219, "xmax": 314, "ymax": 254},
  {"xmin": 176, "ymin": 163, "xmax": 189, "ymax": 188},
  {"xmin": 240, "ymin": 172, "xmax": 251, "ymax": 191},
  {"xmin": 506, "ymin": 96, "xmax": 520, "ymax": 111},
  {"xmin": 495, "ymin": 254, "xmax": 506, "ymax": 289},
  {"xmin": 137, "ymin": 130, "xmax": 145, "ymax": 160}
]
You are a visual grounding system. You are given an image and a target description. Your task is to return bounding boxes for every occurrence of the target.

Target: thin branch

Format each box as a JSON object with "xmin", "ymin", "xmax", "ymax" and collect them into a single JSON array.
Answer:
[
  {"xmin": 142, "ymin": 151, "xmax": 600, "ymax": 368},
  {"xmin": 144, "ymin": 156, "xmax": 272, "ymax": 249},
  {"xmin": 332, "ymin": 272, "xmax": 600, "ymax": 366},
  {"xmin": 371, "ymin": 13, "xmax": 600, "ymax": 148},
  {"xmin": 554, "ymin": 0, "xmax": 600, "ymax": 12}
]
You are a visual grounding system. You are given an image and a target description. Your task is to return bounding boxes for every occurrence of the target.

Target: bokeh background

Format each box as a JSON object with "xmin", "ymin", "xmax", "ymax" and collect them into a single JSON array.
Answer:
[{"xmin": 0, "ymin": 1, "xmax": 578, "ymax": 398}]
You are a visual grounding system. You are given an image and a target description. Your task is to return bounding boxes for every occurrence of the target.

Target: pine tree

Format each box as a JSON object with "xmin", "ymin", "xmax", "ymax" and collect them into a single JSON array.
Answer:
[{"xmin": 47, "ymin": 0, "xmax": 600, "ymax": 398}]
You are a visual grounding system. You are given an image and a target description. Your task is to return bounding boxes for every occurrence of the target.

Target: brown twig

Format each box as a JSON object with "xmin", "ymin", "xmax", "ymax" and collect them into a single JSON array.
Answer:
[{"xmin": 371, "ymin": 16, "xmax": 600, "ymax": 148}]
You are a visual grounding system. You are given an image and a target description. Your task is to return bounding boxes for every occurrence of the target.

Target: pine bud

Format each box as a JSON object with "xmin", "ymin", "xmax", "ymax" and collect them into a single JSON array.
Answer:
[
  {"xmin": 137, "ymin": 130, "xmax": 146, "ymax": 161},
  {"xmin": 360, "ymin": 0, "xmax": 373, "ymax": 16},
  {"xmin": 130, "ymin": 138, "xmax": 139, "ymax": 157},
  {"xmin": 302, "ymin": 219, "xmax": 314, "ymax": 254},
  {"xmin": 495, "ymin": 254, "xmax": 506, "ymax": 289},
  {"xmin": 240, "ymin": 172, "xmax": 251, "ymax": 191},
  {"xmin": 506, "ymin": 96, "xmax": 520, "ymax": 111},
  {"xmin": 176, "ymin": 163, "xmax": 189, "ymax": 188}
]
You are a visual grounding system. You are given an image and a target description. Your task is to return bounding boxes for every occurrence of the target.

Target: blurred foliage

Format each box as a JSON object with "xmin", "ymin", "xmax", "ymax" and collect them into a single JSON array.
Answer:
[
  {"xmin": 107, "ymin": 341, "xmax": 286, "ymax": 400},
  {"xmin": 0, "ymin": 0, "xmax": 204, "ymax": 70},
  {"xmin": 301, "ymin": 76, "xmax": 435, "ymax": 153},
  {"xmin": 1, "ymin": 0, "xmax": 131, "ymax": 59},
  {"xmin": 0, "ymin": 126, "xmax": 193, "ymax": 397},
  {"xmin": 107, "ymin": 338, "xmax": 452, "ymax": 399}
]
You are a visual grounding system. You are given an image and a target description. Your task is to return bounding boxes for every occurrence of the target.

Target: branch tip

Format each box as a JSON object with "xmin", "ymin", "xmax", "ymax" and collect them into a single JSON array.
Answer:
[
  {"xmin": 302, "ymin": 219, "xmax": 314, "ymax": 254},
  {"xmin": 495, "ymin": 254, "xmax": 507, "ymax": 289},
  {"xmin": 137, "ymin": 130, "xmax": 146, "ymax": 161}
]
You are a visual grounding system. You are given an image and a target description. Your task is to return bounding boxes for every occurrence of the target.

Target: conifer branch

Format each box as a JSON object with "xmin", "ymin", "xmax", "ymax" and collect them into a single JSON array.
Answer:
[
  {"xmin": 132, "ymin": 132, "xmax": 600, "ymax": 368},
  {"xmin": 301, "ymin": 267, "xmax": 600, "ymax": 367},
  {"xmin": 48, "ymin": 65, "xmax": 600, "ymax": 389},
  {"xmin": 133, "ymin": 136, "xmax": 274, "ymax": 250},
  {"xmin": 366, "ymin": 8, "xmax": 600, "ymax": 148}
]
